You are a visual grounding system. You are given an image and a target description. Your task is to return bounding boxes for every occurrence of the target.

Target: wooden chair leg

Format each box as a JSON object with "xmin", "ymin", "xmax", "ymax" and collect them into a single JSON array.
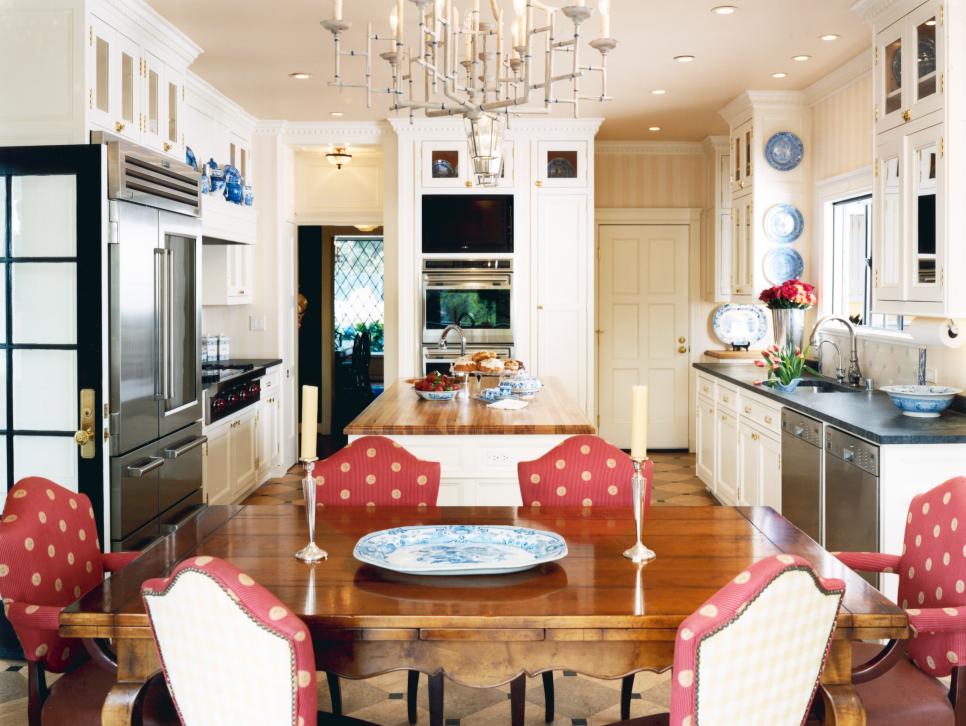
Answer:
[
  {"xmin": 407, "ymin": 670, "xmax": 420, "ymax": 724},
  {"xmin": 325, "ymin": 671, "xmax": 342, "ymax": 715},
  {"xmin": 510, "ymin": 674, "xmax": 526, "ymax": 726},
  {"xmin": 620, "ymin": 673, "xmax": 635, "ymax": 720},
  {"xmin": 428, "ymin": 672, "xmax": 444, "ymax": 726},
  {"xmin": 951, "ymin": 664, "xmax": 966, "ymax": 726},
  {"xmin": 26, "ymin": 661, "xmax": 47, "ymax": 726},
  {"xmin": 541, "ymin": 671, "xmax": 554, "ymax": 723}
]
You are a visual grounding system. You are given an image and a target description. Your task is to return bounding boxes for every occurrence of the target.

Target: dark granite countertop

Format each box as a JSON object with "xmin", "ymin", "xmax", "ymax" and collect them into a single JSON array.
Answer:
[
  {"xmin": 202, "ymin": 358, "xmax": 283, "ymax": 394},
  {"xmin": 694, "ymin": 362, "xmax": 966, "ymax": 445}
]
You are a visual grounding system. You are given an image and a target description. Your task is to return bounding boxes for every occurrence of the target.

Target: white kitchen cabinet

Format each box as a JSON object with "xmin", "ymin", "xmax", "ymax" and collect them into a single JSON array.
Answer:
[
  {"xmin": 695, "ymin": 395, "xmax": 716, "ymax": 487},
  {"xmin": 257, "ymin": 368, "xmax": 282, "ymax": 482},
  {"xmin": 230, "ymin": 408, "xmax": 258, "ymax": 498},
  {"xmin": 203, "ymin": 423, "xmax": 231, "ymax": 505},
  {"xmin": 730, "ymin": 118, "xmax": 753, "ymax": 194},
  {"xmin": 88, "ymin": 15, "xmax": 115, "ymax": 133},
  {"xmin": 701, "ymin": 136, "xmax": 733, "ymax": 303},
  {"xmin": 532, "ymin": 191, "xmax": 591, "ymax": 411},
  {"xmin": 533, "ymin": 141, "xmax": 588, "ymax": 188},
  {"xmin": 731, "ymin": 192, "xmax": 754, "ymax": 297},
  {"xmin": 202, "ymin": 244, "xmax": 253, "ymax": 306},
  {"xmin": 715, "ymin": 409, "xmax": 739, "ymax": 506},
  {"xmin": 758, "ymin": 432, "xmax": 782, "ymax": 511},
  {"xmin": 737, "ymin": 421, "xmax": 781, "ymax": 509}
]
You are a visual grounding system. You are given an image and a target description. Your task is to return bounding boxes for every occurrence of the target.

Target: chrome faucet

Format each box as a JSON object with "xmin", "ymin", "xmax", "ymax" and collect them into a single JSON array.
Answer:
[
  {"xmin": 808, "ymin": 315, "xmax": 862, "ymax": 386},
  {"xmin": 817, "ymin": 340, "xmax": 846, "ymax": 383},
  {"xmin": 438, "ymin": 324, "xmax": 467, "ymax": 356}
]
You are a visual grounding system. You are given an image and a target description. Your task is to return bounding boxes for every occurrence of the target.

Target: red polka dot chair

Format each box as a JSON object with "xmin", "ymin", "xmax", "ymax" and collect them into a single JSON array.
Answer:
[
  {"xmin": 517, "ymin": 434, "xmax": 652, "ymax": 510},
  {"xmin": 314, "ymin": 435, "xmax": 441, "ymax": 508},
  {"xmin": 142, "ymin": 555, "xmax": 376, "ymax": 726},
  {"xmin": 314, "ymin": 435, "xmax": 441, "ymax": 723},
  {"xmin": 0, "ymin": 477, "xmax": 146, "ymax": 725},
  {"xmin": 833, "ymin": 476, "xmax": 966, "ymax": 725},
  {"xmin": 605, "ymin": 554, "xmax": 845, "ymax": 726},
  {"xmin": 517, "ymin": 435, "xmax": 653, "ymax": 721}
]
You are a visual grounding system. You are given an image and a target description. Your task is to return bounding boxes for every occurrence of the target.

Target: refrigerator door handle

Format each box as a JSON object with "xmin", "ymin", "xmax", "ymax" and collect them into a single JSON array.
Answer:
[
  {"xmin": 165, "ymin": 248, "xmax": 175, "ymax": 402},
  {"xmin": 154, "ymin": 248, "xmax": 167, "ymax": 400}
]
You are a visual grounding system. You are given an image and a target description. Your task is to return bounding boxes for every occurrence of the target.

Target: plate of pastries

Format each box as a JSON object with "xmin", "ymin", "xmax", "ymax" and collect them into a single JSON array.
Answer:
[{"xmin": 453, "ymin": 351, "xmax": 524, "ymax": 376}]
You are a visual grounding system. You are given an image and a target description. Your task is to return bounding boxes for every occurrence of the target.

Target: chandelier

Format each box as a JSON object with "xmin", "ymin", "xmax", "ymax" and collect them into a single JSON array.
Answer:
[{"xmin": 322, "ymin": 0, "xmax": 617, "ymax": 186}]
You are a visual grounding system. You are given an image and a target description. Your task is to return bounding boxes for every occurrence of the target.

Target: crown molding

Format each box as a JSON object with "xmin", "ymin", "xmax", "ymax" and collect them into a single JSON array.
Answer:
[
  {"xmin": 851, "ymin": 0, "xmax": 902, "ymax": 24},
  {"xmin": 719, "ymin": 90, "xmax": 807, "ymax": 124},
  {"xmin": 187, "ymin": 73, "xmax": 257, "ymax": 134},
  {"xmin": 93, "ymin": 0, "xmax": 202, "ymax": 69},
  {"xmin": 804, "ymin": 49, "xmax": 872, "ymax": 106},
  {"xmin": 701, "ymin": 135, "xmax": 730, "ymax": 153},
  {"xmin": 256, "ymin": 121, "xmax": 390, "ymax": 146},
  {"xmin": 596, "ymin": 140, "xmax": 704, "ymax": 156}
]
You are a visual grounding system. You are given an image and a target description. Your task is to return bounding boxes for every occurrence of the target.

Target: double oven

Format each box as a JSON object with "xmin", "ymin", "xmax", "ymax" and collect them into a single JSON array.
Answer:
[{"xmin": 421, "ymin": 259, "xmax": 514, "ymax": 375}]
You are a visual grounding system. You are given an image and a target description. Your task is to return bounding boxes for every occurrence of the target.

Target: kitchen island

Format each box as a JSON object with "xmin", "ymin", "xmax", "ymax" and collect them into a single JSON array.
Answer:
[{"xmin": 344, "ymin": 377, "xmax": 595, "ymax": 505}]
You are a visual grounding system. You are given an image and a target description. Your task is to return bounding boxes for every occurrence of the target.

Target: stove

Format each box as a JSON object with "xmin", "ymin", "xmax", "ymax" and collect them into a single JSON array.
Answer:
[
  {"xmin": 202, "ymin": 363, "xmax": 260, "ymax": 423},
  {"xmin": 202, "ymin": 362, "xmax": 254, "ymax": 385}
]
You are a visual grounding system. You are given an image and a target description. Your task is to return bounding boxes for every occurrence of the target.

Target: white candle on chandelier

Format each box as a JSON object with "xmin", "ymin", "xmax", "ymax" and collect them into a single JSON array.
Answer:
[
  {"xmin": 472, "ymin": 0, "xmax": 480, "ymax": 30},
  {"xmin": 390, "ymin": 4, "xmax": 400, "ymax": 41},
  {"xmin": 463, "ymin": 15, "xmax": 473, "ymax": 61},
  {"xmin": 334, "ymin": 0, "xmax": 343, "ymax": 20},
  {"xmin": 600, "ymin": 0, "xmax": 611, "ymax": 37},
  {"xmin": 513, "ymin": 0, "xmax": 526, "ymax": 44},
  {"xmin": 576, "ymin": 0, "xmax": 585, "ymax": 6},
  {"xmin": 397, "ymin": 0, "xmax": 405, "ymax": 41},
  {"xmin": 497, "ymin": 10, "xmax": 503, "ymax": 59}
]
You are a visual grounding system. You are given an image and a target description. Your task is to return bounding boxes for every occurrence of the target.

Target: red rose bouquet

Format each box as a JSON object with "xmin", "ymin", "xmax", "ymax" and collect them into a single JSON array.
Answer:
[{"xmin": 758, "ymin": 279, "xmax": 816, "ymax": 309}]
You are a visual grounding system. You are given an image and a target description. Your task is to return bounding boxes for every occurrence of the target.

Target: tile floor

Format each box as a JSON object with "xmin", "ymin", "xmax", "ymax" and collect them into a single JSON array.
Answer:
[{"xmin": 0, "ymin": 452, "xmax": 713, "ymax": 725}]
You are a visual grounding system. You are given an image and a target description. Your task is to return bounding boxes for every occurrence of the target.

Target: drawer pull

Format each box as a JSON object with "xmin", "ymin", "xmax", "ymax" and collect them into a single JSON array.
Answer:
[
  {"xmin": 702, "ymin": 385, "xmax": 710, "ymax": 393},
  {"xmin": 743, "ymin": 405, "xmax": 752, "ymax": 414},
  {"xmin": 722, "ymin": 395, "xmax": 730, "ymax": 403},
  {"xmin": 751, "ymin": 432, "xmax": 760, "ymax": 441},
  {"xmin": 765, "ymin": 415, "xmax": 773, "ymax": 425}
]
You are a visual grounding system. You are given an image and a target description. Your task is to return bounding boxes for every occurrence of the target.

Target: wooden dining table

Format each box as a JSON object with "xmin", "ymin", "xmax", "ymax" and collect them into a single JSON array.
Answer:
[{"xmin": 60, "ymin": 504, "xmax": 908, "ymax": 726}]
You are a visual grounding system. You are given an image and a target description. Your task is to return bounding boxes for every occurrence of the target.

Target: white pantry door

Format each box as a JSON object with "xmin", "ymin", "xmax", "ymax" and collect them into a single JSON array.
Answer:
[{"xmin": 598, "ymin": 225, "xmax": 690, "ymax": 449}]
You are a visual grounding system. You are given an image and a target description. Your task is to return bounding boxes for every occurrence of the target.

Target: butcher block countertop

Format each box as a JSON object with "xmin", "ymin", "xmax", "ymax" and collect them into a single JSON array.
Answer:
[{"xmin": 344, "ymin": 377, "xmax": 595, "ymax": 436}]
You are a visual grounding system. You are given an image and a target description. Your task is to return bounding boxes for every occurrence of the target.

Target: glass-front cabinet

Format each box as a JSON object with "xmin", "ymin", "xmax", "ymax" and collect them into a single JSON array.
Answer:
[
  {"xmin": 908, "ymin": 123, "xmax": 943, "ymax": 302},
  {"xmin": 533, "ymin": 141, "xmax": 587, "ymax": 188},
  {"xmin": 730, "ymin": 119, "xmax": 753, "ymax": 193},
  {"xmin": 873, "ymin": 131, "xmax": 903, "ymax": 301},
  {"xmin": 875, "ymin": 0, "xmax": 942, "ymax": 134},
  {"xmin": 730, "ymin": 193, "xmax": 754, "ymax": 297}
]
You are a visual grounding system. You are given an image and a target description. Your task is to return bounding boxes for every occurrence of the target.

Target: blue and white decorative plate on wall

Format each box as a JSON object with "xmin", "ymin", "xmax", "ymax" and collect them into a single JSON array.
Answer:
[
  {"xmin": 712, "ymin": 304, "xmax": 769, "ymax": 348},
  {"xmin": 763, "ymin": 247, "xmax": 805, "ymax": 284},
  {"xmin": 763, "ymin": 204, "xmax": 805, "ymax": 244},
  {"xmin": 354, "ymin": 525, "xmax": 568, "ymax": 575},
  {"xmin": 764, "ymin": 131, "xmax": 804, "ymax": 171}
]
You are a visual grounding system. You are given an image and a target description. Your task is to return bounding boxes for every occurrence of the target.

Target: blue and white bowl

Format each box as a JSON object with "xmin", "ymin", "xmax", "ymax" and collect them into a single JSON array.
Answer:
[
  {"xmin": 416, "ymin": 389, "xmax": 459, "ymax": 401},
  {"xmin": 880, "ymin": 385, "xmax": 962, "ymax": 417}
]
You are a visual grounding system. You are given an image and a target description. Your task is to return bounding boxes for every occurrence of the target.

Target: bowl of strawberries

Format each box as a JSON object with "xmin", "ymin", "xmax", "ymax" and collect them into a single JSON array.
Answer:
[{"xmin": 413, "ymin": 372, "xmax": 461, "ymax": 401}]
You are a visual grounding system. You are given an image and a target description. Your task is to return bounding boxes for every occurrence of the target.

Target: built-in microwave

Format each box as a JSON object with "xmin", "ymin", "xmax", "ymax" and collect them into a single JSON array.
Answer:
[
  {"xmin": 422, "ymin": 259, "xmax": 513, "ymax": 346},
  {"xmin": 422, "ymin": 194, "xmax": 513, "ymax": 254}
]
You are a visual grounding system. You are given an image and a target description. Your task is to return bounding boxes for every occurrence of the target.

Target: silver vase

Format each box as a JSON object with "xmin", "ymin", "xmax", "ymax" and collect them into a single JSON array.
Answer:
[{"xmin": 771, "ymin": 308, "xmax": 806, "ymax": 352}]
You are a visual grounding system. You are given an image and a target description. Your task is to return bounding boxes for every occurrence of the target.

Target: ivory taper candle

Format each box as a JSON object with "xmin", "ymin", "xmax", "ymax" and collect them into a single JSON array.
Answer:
[
  {"xmin": 334, "ymin": 0, "xmax": 342, "ymax": 20},
  {"xmin": 630, "ymin": 385, "xmax": 648, "ymax": 460},
  {"xmin": 600, "ymin": 0, "xmax": 611, "ymax": 37},
  {"xmin": 300, "ymin": 385, "xmax": 318, "ymax": 460}
]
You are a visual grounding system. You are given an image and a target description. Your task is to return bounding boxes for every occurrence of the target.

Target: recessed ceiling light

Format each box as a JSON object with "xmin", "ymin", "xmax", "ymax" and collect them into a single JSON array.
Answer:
[
  {"xmin": 330, "ymin": 111, "xmax": 344, "ymax": 117},
  {"xmin": 649, "ymin": 126, "xmax": 661, "ymax": 132},
  {"xmin": 821, "ymin": 34, "xmax": 840, "ymax": 41},
  {"xmin": 651, "ymin": 89, "xmax": 667, "ymax": 95},
  {"xmin": 289, "ymin": 72, "xmax": 312, "ymax": 80},
  {"xmin": 673, "ymin": 55, "xmax": 695, "ymax": 63},
  {"xmin": 712, "ymin": 5, "xmax": 737, "ymax": 15},
  {"xmin": 792, "ymin": 55, "xmax": 811, "ymax": 62},
  {"xmin": 771, "ymin": 72, "xmax": 788, "ymax": 78}
]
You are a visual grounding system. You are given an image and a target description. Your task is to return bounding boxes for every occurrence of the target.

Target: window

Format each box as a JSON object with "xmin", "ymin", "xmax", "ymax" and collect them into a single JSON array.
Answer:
[
  {"xmin": 830, "ymin": 195, "xmax": 903, "ymax": 331},
  {"xmin": 333, "ymin": 237, "xmax": 384, "ymax": 351}
]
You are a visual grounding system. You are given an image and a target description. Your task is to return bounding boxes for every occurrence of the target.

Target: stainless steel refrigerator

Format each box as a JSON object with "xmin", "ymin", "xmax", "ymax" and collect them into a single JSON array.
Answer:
[{"xmin": 102, "ymin": 136, "xmax": 206, "ymax": 550}]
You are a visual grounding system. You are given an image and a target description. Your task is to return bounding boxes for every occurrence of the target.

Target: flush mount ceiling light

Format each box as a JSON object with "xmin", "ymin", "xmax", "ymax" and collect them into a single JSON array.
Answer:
[
  {"xmin": 820, "ymin": 34, "xmax": 840, "ymax": 41},
  {"xmin": 792, "ymin": 54, "xmax": 811, "ymax": 62},
  {"xmin": 925, "ymin": 18, "xmax": 937, "ymax": 25},
  {"xmin": 355, "ymin": 224, "xmax": 379, "ymax": 232},
  {"xmin": 673, "ymin": 55, "xmax": 695, "ymax": 63},
  {"xmin": 712, "ymin": 5, "xmax": 737, "ymax": 15},
  {"xmin": 651, "ymin": 89, "xmax": 667, "ymax": 95},
  {"xmin": 325, "ymin": 145, "xmax": 353, "ymax": 169},
  {"xmin": 330, "ymin": 111, "xmax": 345, "ymax": 117},
  {"xmin": 648, "ymin": 126, "xmax": 661, "ymax": 131},
  {"xmin": 321, "ymin": 0, "xmax": 619, "ymax": 187},
  {"xmin": 289, "ymin": 72, "xmax": 312, "ymax": 79},
  {"xmin": 771, "ymin": 72, "xmax": 788, "ymax": 78}
]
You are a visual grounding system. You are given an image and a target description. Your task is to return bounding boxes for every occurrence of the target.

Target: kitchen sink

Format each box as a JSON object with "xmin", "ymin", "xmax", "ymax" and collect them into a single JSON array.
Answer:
[{"xmin": 797, "ymin": 379, "xmax": 863, "ymax": 393}]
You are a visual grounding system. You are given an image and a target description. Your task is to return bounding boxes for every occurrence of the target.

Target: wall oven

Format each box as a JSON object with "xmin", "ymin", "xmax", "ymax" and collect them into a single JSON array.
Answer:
[{"xmin": 422, "ymin": 259, "xmax": 513, "ymax": 346}]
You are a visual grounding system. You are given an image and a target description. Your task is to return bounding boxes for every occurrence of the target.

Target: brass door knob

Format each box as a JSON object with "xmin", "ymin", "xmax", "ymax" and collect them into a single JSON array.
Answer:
[
  {"xmin": 73, "ymin": 429, "xmax": 92, "ymax": 446},
  {"xmin": 678, "ymin": 346, "xmax": 687, "ymax": 354}
]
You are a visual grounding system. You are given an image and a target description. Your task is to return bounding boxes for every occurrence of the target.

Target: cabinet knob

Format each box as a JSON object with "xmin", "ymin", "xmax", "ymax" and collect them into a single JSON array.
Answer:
[
  {"xmin": 764, "ymin": 415, "xmax": 773, "ymax": 425},
  {"xmin": 537, "ymin": 304, "xmax": 544, "ymax": 310},
  {"xmin": 464, "ymin": 180, "xmax": 472, "ymax": 188},
  {"xmin": 903, "ymin": 109, "xmax": 912, "ymax": 123},
  {"xmin": 535, "ymin": 180, "xmax": 543, "ymax": 188},
  {"xmin": 115, "ymin": 121, "xmax": 125, "ymax": 132},
  {"xmin": 163, "ymin": 142, "xmax": 173, "ymax": 152},
  {"xmin": 744, "ymin": 405, "xmax": 752, "ymax": 414}
]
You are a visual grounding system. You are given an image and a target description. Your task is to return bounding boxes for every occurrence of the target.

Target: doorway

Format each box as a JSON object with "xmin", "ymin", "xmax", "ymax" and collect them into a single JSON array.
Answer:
[
  {"xmin": 597, "ymin": 224, "xmax": 691, "ymax": 449},
  {"xmin": 297, "ymin": 225, "xmax": 385, "ymax": 449}
]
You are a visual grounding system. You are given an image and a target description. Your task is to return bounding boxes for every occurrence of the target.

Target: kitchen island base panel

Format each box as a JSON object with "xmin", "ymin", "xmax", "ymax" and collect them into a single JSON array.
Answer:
[{"xmin": 347, "ymin": 434, "xmax": 576, "ymax": 506}]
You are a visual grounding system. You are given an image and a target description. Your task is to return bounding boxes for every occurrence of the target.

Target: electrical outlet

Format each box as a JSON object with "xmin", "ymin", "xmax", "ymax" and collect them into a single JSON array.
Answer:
[
  {"xmin": 486, "ymin": 451, "xmax": 512, "ymax": 466},
  {"xmin": 249, "ymin": 315, "xmax": 266, "ymax": 331}
]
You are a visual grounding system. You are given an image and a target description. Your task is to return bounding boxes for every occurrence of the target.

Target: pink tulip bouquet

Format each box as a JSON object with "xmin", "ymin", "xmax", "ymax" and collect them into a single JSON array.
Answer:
[{"xmin": 754, "ymin": 344, "xmax": 817, "ymax": 393}]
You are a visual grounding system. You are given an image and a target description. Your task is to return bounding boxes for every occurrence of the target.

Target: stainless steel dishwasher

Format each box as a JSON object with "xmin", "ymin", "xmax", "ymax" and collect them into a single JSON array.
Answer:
[
  {"xmin": 824, "ymin": 426, "xmax": 879, "ymax": 588},
  {"xmin": 781, "ymin": 409, "xmax": 824, "ymax": 544}
]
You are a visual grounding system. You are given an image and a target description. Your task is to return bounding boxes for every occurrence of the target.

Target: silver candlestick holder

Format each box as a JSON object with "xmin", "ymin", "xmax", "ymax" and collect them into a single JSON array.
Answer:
[
  {"xmin": 623, "ymin": 457, "xmax": 655, "ymax": 563},
  {"xmin": 295, "ymin": 458, "xmax": 328, "ymax": 562}
]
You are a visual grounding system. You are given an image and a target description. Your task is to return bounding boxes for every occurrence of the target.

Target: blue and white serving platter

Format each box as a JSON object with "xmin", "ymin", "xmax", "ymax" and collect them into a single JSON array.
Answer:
[
  {"xmin": 712, "ymin": 304, "xmax": 769, "ymax": 348},
  {"xmin": 763, "ymin": 247, "xmax": 805, "ymax": 284},
  {"xmin": 354, "ymin": 525, "xmax": 568, "ymax": 575},
  {"xmin": 764, "ymin": 131, "xmax": 805, "ymax": 171},
  {"xmin": 763, "ymin": 204, "xmax": 805, "ymax": 243}
]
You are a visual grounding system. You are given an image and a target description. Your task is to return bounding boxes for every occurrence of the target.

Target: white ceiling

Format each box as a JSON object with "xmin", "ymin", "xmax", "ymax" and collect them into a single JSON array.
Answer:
[{"xmin": 146, "ymin": 0, "xmax": 871, "ymax": 141}]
